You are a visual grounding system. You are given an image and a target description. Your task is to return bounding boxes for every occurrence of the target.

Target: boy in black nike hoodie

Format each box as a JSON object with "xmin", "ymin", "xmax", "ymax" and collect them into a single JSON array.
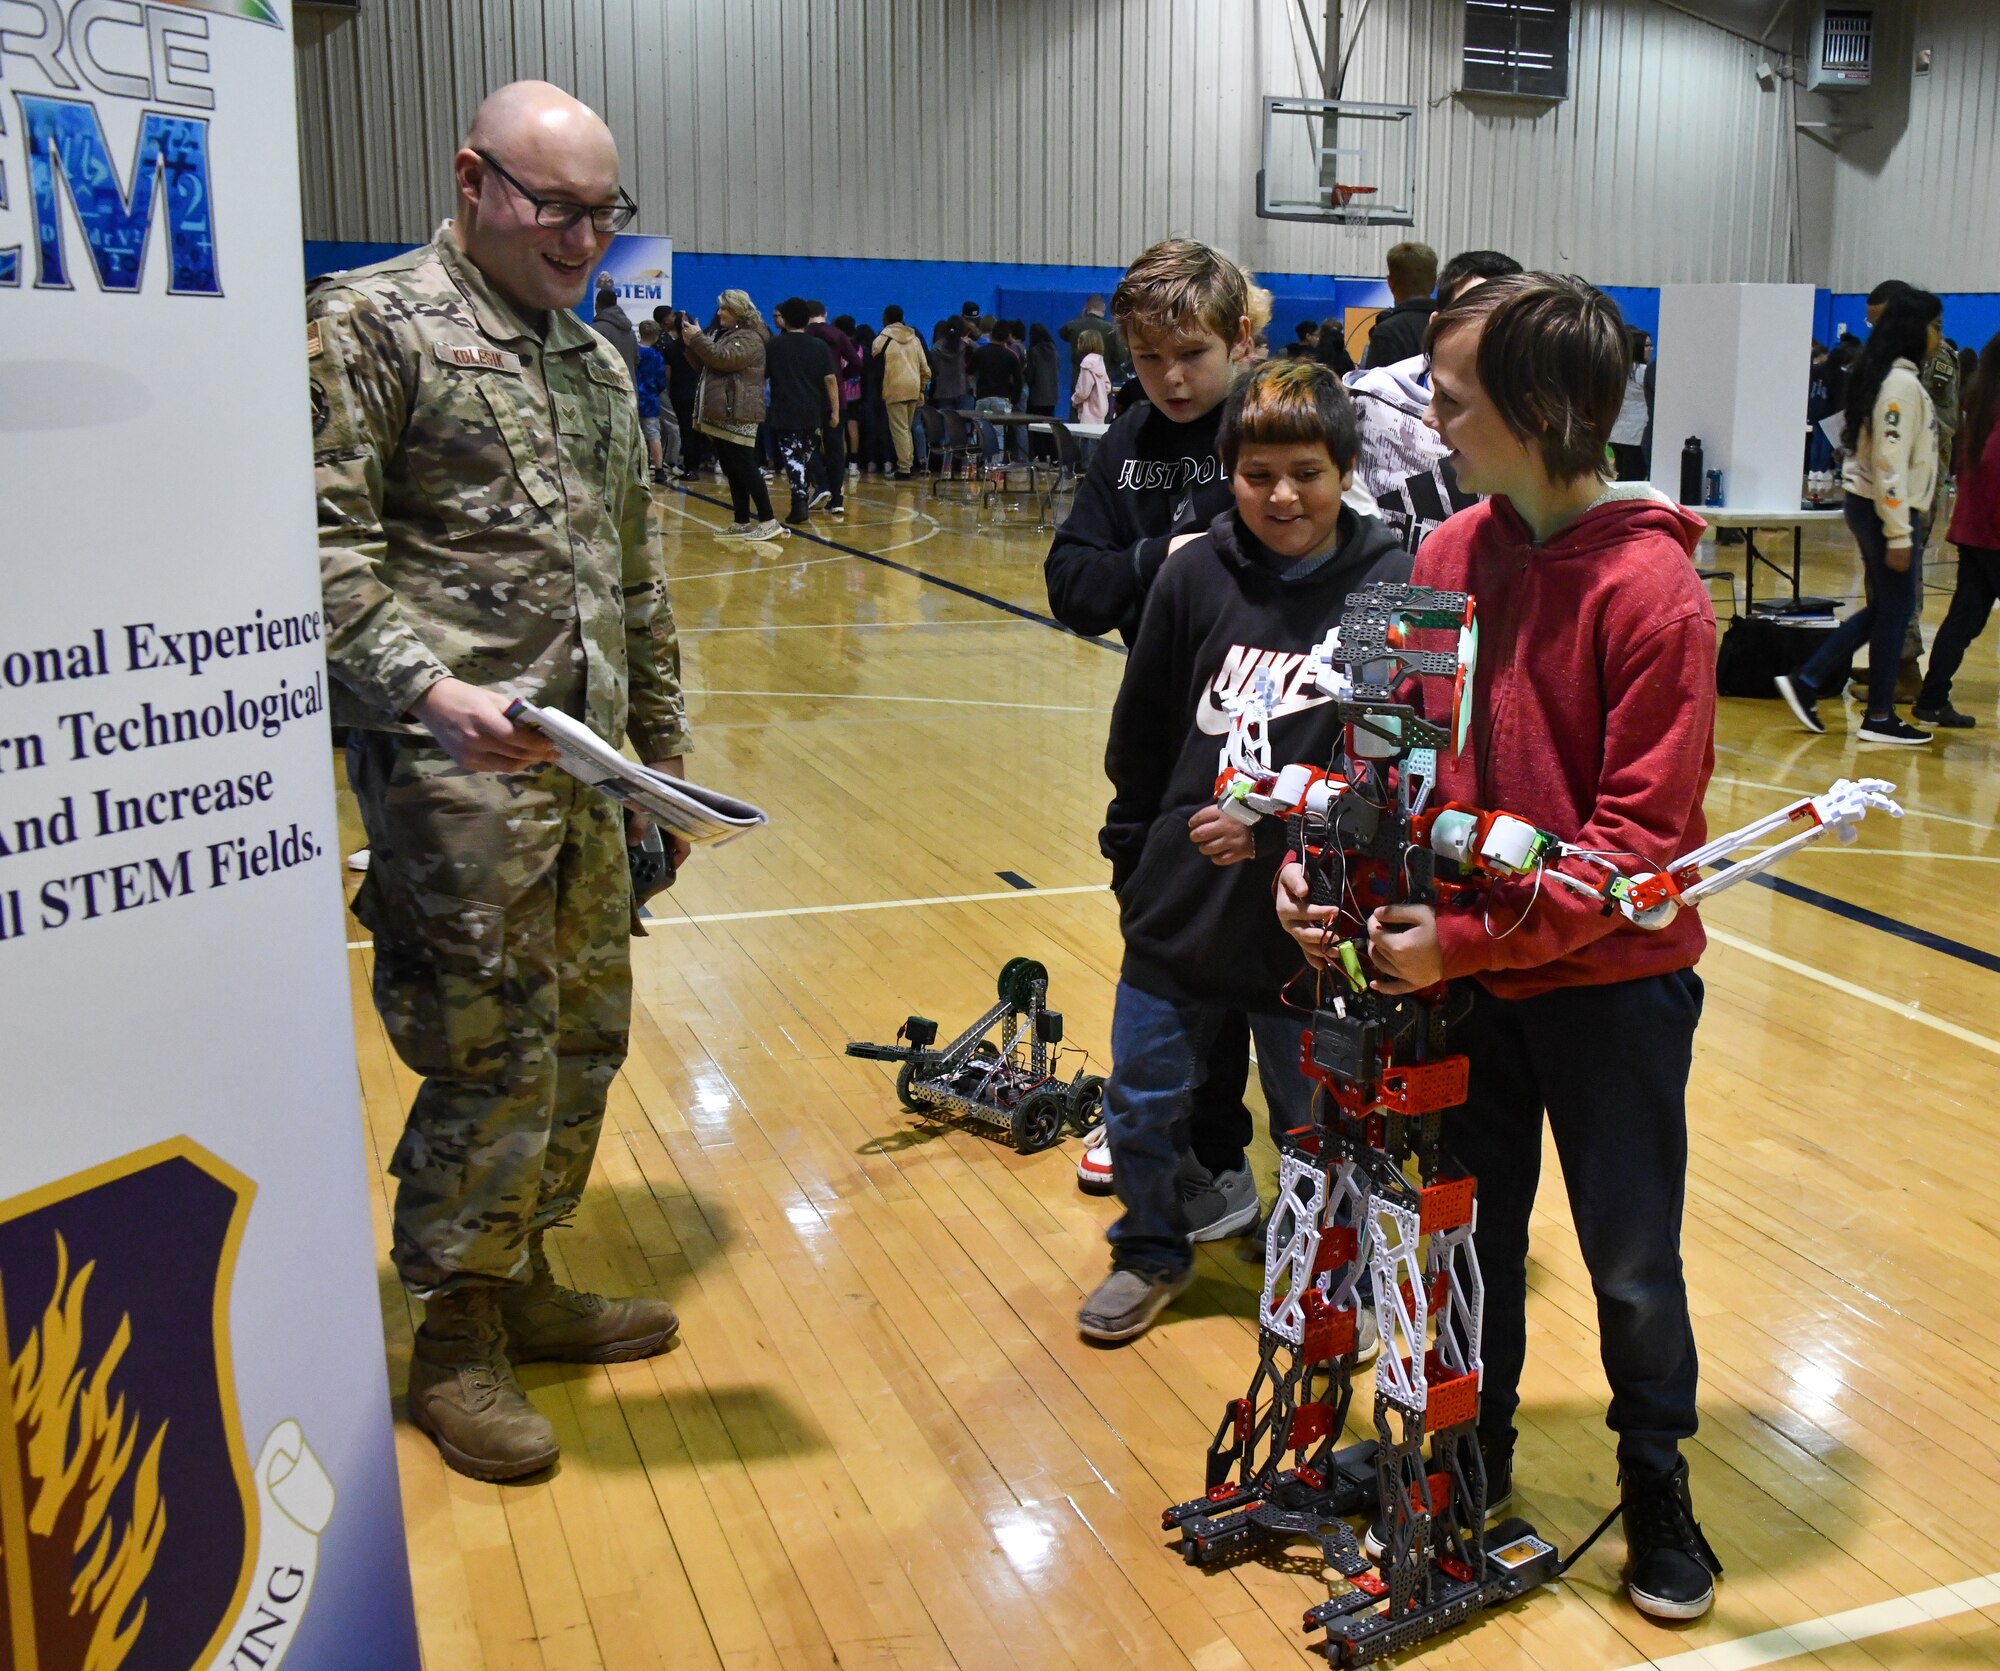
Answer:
[{"xmin": 1079, "ymin": 360, "xmax": 1409, "ymax": 1344}]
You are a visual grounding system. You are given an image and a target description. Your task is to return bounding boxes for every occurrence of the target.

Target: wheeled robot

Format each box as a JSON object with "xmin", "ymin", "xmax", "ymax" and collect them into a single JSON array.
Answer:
[{"xmin": 847, "ymin": 957, "xmax": 1105, "ymax": 1152}]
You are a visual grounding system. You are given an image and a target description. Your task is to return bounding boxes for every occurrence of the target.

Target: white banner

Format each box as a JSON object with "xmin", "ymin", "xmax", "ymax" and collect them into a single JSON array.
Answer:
[{"xmin": 0, "ymin": 4, "xmax": 418, "ymax": 1668}]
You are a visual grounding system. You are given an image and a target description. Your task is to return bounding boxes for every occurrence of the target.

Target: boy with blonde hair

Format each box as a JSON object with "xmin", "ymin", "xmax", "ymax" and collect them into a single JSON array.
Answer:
[
  {"xmin": 1045, "ymin": 237, "xmax": 1262, "ymax": 1225},
  {"xmin": 1081, "ymin": 359, "xmax": 1408, "ymax": 1341}
]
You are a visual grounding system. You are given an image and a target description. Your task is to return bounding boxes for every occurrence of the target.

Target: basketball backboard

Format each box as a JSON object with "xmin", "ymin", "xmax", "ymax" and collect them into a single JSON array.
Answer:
[{"xmin": 1257, "ymin": 98, "xmax": 1417, "ymax": 227}]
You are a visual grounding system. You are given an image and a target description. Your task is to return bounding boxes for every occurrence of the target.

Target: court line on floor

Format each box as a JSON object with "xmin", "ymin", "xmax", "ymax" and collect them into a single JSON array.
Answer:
[
  {"xmin": 1713, "ymin": 858, "xmax": 2000, "ymax": 975},
  {"xmin": 343, "ymin": 881, "xmax": 1998, "ymax": 1056},
  {"xmin": 345, "ymin": 883, "xmax": 1108, "ymax": 946},
  {"xmin": 1704, "ymin": 925, "xmax": 2000, "ymax": 1057},
  {"xmin": 660, "ymin": 488, "xmax": 945, "ymax": 560},
  {"xmin": 644, "ymin": 882, "xmax": 1106, "ymax": 927},
  {"xmin": 1709, "ymin": 766, "xmax": 1998, "ymax": 838},
  {"xmin": 675, "ymin": 485, "xmax": 1123, "ymax": 650},
  {"xmin": 674, "ymin": 551, "xmax": 859, "ymax": 580},
  {"xmin": 1606, "ymin": 1567, "xmax": 2000, "ymax": 1670},
  {"xmin": 1744, "ymin": 845, "xmax": 2000, "ymax": 863},
  {"xmin": 680, "ymin": 619, "xmax": 1034, "ymax": 633},
  {"xmin": 663, "ymin": 488, "xmax": 1992, "ymax": 972},
  {"xmin": 686, "ymin": 687, "xmax": 1102, "ymax": 713}
]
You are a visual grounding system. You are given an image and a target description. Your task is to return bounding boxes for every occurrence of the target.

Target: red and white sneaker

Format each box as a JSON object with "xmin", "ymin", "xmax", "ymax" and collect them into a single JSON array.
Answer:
[{"xmin": 1076, "ymin": 1125, "xmax": 1114, "ymax": 1194}]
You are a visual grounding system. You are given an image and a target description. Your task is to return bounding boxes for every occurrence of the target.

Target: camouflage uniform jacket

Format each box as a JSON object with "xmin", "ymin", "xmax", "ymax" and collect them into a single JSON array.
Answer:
[
  {"xmin": 1924, "ymin": 341, "xmax": 1961, "ymax": 460},
  {"xmin": 310, "ymin": 222, "xmax": 689, "ymax": 764}
]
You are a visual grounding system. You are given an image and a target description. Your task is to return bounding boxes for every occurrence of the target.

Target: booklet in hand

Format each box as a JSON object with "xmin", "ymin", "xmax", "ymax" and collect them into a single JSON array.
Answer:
[{"xmin": 506, "ymin": 699, "xmax": 768, "ymax": 847}]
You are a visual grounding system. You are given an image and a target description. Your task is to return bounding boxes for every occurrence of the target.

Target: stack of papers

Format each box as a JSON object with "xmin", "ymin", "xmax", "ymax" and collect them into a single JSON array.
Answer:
[{"xmin": 507, "ymin": 700, "xmax": 768, "ymax": 846}]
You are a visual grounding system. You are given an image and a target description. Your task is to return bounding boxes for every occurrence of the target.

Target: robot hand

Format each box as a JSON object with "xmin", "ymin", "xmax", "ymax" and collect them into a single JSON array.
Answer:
[{"xmin": 1818, "ymin": 777, "xmax": 1905, "ymax": 843}]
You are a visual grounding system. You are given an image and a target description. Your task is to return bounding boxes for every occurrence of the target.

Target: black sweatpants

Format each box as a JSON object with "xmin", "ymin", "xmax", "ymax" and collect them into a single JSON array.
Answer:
[
  {"xmin": 818, "ymin": 417, "xmax": 847, "ymax": 509},
  {"xmin": 714, "ymin": 435, "xmax": 773, "ymax": 525},
  {"xmin": 1441, "ymin": 968, "xmax": 1703, "ymax": 1480},
  {"xmin": 1918, "ymin": 543, "xmax": 2000, "ymax": 710}
]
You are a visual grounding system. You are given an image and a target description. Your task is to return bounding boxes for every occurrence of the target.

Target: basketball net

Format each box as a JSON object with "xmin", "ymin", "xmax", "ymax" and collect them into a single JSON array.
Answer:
[{"xmin": 1329, "ymin": 183, "xmax": 1376, "ymax": 237}]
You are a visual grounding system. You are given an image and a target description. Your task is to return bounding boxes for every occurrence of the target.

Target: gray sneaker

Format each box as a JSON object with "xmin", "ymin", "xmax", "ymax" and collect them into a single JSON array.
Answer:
[
  {"xmin": 1078, "ymin": 1266, "xmax": 1193, "ymax": 1343},
  {"xmin": 1179, "ymin": 1156, "xmax": 1260, "ymax": 1242}
]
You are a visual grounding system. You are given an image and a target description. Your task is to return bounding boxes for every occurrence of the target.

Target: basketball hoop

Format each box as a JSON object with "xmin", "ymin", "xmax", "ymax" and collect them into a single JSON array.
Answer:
[
  {"xmin": 1258, "ymin": 98, "xmax": 1416, "ymax": 228},
  {"xmin": 1328, "ymin": 183, "xmax": 1376, "ymax": 234}
]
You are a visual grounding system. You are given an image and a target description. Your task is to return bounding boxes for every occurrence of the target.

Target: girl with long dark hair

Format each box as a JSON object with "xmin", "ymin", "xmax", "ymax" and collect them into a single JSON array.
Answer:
[
  {"xmin": 1777, "ymin": 293, "xmax": 1943, "ymax": 744},
  {"xmin": 1914, "ymin": 331, "xmax": 2000, "ymax": 727}
]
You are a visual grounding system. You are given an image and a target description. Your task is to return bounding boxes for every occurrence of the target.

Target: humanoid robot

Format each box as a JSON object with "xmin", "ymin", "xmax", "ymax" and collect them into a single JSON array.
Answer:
[{"xmin": 1162, "ymin": 582, "xmax": 1899, "ymax": 1665}]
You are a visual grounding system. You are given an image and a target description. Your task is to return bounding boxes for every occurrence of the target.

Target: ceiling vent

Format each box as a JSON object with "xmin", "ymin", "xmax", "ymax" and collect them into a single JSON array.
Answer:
[
  {"xmin": 1807, "ymin": 6, "xmax": 1873, "ymax": 93},
  {"xmin": 1460, "ymin": 1, "xmax": 1572, "ymax": 101}
]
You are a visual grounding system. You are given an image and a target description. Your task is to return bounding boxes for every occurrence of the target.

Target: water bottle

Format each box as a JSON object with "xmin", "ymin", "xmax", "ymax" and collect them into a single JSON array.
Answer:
[{"xmin": 1680, "ymin": 437, "xmax": 1704, "ymax": 505}]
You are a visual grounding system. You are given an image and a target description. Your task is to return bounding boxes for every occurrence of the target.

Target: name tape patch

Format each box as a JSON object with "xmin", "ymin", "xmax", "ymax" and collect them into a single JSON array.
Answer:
[{"xmin": 433, "ymin": 342, "xmax": 524, "ymax": 374}]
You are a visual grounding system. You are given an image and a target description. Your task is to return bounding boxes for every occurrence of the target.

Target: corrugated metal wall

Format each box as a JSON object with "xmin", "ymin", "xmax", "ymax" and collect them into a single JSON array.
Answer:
[
  {"xmin": 295, "ymin": 0, "xmax": 1800, "ymax": 284},
  {"xmin": 1824, "ymin": 0, "xmax": 2000, "ymax": 294}
]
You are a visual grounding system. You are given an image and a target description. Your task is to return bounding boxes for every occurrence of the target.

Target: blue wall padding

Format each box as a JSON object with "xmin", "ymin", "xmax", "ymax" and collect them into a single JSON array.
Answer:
[
  {"xmin": 1826, "ymin": 291, "xmax": 2000, "ymax": 355},
  {"xmin": 301, "ymin": 240, "xmax": 1998, "ymax": 398},
  {"xmin": 304, "ymin": 239, "xmax": 422, "ymax": 278}
]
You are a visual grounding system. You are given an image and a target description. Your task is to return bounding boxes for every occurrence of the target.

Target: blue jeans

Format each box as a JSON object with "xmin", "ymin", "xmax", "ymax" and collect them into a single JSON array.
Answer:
[
  {"xmin": 1798, "ymin": 496, "xmax": 1925, "ymax": 718},
  {"xmin": 1441, "ymin": 970, "xmax": 1703, "ymax": 1480},
  {"xmin": 1104, "ymin": 982, "xmax": 1313, "ymax": 1280}
]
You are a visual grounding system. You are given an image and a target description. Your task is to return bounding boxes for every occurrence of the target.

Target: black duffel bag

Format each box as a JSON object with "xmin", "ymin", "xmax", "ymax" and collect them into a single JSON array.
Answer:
[{"xmin": 1715, "ymin": 601, "xmax": 1843, "ymax": 698}]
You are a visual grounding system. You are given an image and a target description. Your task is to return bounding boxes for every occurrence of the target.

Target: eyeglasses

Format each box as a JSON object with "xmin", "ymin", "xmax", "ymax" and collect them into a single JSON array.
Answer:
[{"xmin": 474, "ymin": 149, "xmax": 637, "ymax": 233}]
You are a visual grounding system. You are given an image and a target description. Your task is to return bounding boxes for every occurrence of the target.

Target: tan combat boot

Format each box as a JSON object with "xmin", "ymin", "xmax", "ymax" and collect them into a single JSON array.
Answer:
[
  {"xmin": 499, "ymin": 1236, "xmax": 680, "ymax": 1364},
  {"xmin": 407, "ymin": 1286, "xmax": 560, "ymax": 1482}
]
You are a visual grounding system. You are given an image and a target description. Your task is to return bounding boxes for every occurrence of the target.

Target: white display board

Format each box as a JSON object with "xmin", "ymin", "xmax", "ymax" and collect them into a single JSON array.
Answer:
[
  {"xmin": 0, "ymin": 4, "xmax": 419, "ymax": 1667},
  {"xmin": 1650, "ymin": 284, "xmax": 1816, "ymax": 512}
]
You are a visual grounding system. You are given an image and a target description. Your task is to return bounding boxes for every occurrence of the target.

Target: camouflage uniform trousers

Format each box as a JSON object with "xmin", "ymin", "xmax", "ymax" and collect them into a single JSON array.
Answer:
[{"xmin": 347, "ymin": 732, "xmax": 631, "ymax": 1294}]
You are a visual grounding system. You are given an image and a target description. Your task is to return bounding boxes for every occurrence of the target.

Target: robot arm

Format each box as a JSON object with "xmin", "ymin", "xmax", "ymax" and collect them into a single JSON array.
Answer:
[
  {"xmin": 1417, "ymin": 779, "xmax": 1904, "ymax": 931},
  {"xmin": 1670, "ymin": 778, "xmax": 1903, "ymax": 905},
  {"xmin": 1214, "ymin": 665, "xmax": 1359, "ymax": 825}
]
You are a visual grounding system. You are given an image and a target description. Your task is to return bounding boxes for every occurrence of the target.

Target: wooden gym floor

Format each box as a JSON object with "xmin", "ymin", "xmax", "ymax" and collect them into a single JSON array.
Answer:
[{"xmin": 338, "ymin": 474, "xmax": 2000, "ymax": 1670}]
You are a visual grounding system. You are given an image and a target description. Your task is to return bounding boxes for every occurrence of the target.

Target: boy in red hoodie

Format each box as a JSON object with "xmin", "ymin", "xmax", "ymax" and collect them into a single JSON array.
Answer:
[{"xmin": 1278, "ymin": 274, "xmax": 1723, "ymax": 1622}]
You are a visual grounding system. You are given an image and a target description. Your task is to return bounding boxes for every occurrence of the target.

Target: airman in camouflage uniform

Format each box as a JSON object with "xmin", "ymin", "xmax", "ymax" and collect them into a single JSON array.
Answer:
[{"xmin": 312, "ymin": 80, "xmax": 687, "ymax": 1481}]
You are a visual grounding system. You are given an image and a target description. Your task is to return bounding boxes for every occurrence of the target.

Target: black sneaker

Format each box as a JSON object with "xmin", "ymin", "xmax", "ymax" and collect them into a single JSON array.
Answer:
[
  {"xmin": 809, "ymin": 487, "xmax": 833, "ymax": 511},
  {"xmin": 1774, "ymin": 675, "xmax": 1823, "ymax": 734},
  {"xmin": 1622, "ymin": 1458, "xmax": 1722, "ymax": 1621},
  {"xmin": 1913, "ymin": 702, "xmax": 1976, "ymax": 728},
  {"xmin": 1856, "ymin": 714, "xmax": 1932, "ymax": 746},
  {"xmin": 1362, "ymin": 1431, "xmax": 1513, "ymax": 1557},
  {"xmin": 1176, "ymin": 1154, "xmax": 1260, "ymax": 1242}
]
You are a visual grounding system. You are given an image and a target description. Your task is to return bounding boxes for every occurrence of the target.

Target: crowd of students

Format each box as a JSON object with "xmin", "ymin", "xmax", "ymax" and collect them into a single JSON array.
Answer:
[
  {"xmin": 601, "ymin": 288, "xmax": 1163, "ymax": 539},
  {"xmin": 1026, "ymin": 223, "xmax": 1999, "ymax": 1632},
  {"xmin": 576, "ymin": 192, "xmax": 2000, "ymax": 1629},
  {"xmin": 1036, "ymin": 230, "xmax": 1727, "ymax": 1626}
]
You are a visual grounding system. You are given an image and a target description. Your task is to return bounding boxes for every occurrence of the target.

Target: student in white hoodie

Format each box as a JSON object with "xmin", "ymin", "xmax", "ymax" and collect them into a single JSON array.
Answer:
[
  {"xmin": 1343, "ymin": 249, "xmax": 1522, "ymax": 551},
  {"xmin": 1778, "ymin": 293, "xmax": 1943, "ymax": 746}
]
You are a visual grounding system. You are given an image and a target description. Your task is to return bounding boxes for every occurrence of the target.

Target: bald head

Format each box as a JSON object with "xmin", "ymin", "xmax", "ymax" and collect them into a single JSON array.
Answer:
[
  {"xmin": 454, "ymin": 80, "xmax": 623, "ymax": 315},
  {"xmin": 467, "ymin": 80, "xmax": 616, "ymax": 171}
]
